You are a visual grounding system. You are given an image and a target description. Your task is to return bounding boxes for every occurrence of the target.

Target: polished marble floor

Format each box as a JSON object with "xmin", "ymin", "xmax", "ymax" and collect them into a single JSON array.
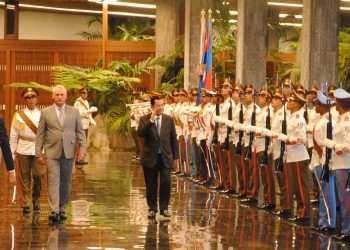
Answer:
[{"xmin": 0, "ymin": 151, "xmax": 349, "ymax": 250}]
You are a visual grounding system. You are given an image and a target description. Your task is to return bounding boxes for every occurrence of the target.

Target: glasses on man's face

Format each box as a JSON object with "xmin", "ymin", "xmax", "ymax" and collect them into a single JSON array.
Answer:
[
  {"xmin": 25, "ymin": 95, "xmax": 37, "ymax": 100},
  {"xmin": 81, "ymin": 92, "xmax": 88, "ymax": 95}
]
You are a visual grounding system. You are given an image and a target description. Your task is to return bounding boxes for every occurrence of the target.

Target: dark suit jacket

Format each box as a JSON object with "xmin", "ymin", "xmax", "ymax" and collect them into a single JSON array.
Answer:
[
  {"xmin": 137, "ymin": 113, "xmax": 179, "ymax": 169},
  {"xmin": 0, "ymin": 117, "xmax": 14, "ymax": 171}
]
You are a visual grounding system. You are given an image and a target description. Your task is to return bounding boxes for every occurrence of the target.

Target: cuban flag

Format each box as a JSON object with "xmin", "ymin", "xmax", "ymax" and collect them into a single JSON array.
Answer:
[{"xmin": 197, "ymin": 9, "xmax": 213, "ymax": 105}]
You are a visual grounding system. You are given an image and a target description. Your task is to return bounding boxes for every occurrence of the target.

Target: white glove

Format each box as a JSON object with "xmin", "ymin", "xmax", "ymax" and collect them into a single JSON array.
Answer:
[
  {"xmin": 261, "ymin": 128, "xmax": 273, "ymax": 137},
  {"xmin": 89, "ymin": 106, "xmax": 98, "ymax": 113},
  {"xmin": 214, "ymin": 116, "xmax": 223, "ymax": 123},
  {"xmin": 234, "ymin": 123, "xmax": 245, "ymax": 132},
  {"xmin": 335, "ymin": 144, "xmax": 350, "ymax": 154},
  {"xmin": 225, "ymin": 120, "xmax": 234, "ymax": 128},
  {"xmin": 277, "ymin": 133, "xmax": 288, "ymax": 142},
  {"xmin": 324, "ymin": 138, "xmax": 336, "ymax": 149}
]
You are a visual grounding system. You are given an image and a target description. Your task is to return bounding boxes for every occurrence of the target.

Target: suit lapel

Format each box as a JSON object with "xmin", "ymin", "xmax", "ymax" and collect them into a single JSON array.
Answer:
[
  {"xmin": 51, "ymin": 105, "xmax": 63, "ymax": 128},
  {"xmin": 159, "ymin": 115, "xmax": 165, "ymax": 138}
]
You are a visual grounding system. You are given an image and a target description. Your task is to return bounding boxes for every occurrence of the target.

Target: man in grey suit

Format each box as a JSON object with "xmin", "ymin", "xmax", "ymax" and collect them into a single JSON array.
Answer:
[
  {"xmin": 36, "ymin": 85, "xmax": 86, "ymax": 222},
  {"xmin": 138, "ymin": 95, "xmax": 179, "ymax": 219}
]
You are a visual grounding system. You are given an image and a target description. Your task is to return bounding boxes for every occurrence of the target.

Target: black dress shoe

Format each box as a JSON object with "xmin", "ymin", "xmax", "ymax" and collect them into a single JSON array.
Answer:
[
  {"xmin": 273, "ymin": 209, "xmax": 291, "ymax": 218},
  {"xmin": 148, "ymin": 210, "xmax": 156, "ymax": 219},
  {"xmin": 33, "ymin": 200, "xmax": 40, "ymax": 212},
  {"xmin": 240, "ymin": 197, "xmax": 256, "ymax": 203},
  {"xmin": 333, "ymin": 234, "xmax": 350, "ymax": 241},
  {"xmin": 288, "ymin": 216, "xmax": 298, "ymax": 222},
  {"xmin": 208, "ymin": 185, "xmax": 220, "ymax": 190},
  {"xmin": 294, "ymin": 217, "xmax": 310, "ymax": 226},
  {"xmin": 321, "ymin": 227, "xmax": 337, "ymax": 235},
  {"xmin": 59, "ymin": 211, "xmax": 67, "ymax": 221},
  {"xmin": 48, "ymin": 212, "xmax": 60, "ymax": 223},
  {"xmin": 22, "ymin": 206, "xmax": 30, "ymax": 215},
  {"xmin": 160, "ymin": 210, "xmax": 171, "ymax": 218}
]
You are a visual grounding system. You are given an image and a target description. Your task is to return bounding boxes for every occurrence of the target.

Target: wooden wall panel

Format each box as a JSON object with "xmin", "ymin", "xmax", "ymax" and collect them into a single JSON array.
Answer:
[
  {"xmin": 58, "ymin": 52, "xmax": 100, "ymax": 67},
  {"xmin": 14, "ymin": 51, "xmax": 54, "ymax": 106},
  {"xmin": 0, "ymin": 51, "xmax": 6, "ymax": 108}
]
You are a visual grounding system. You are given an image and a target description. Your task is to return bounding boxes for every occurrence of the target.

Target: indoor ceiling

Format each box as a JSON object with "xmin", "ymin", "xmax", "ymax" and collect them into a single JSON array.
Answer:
[{"xmin": 1, "ymin": 0, "xmax": 350, "ymax": 22}]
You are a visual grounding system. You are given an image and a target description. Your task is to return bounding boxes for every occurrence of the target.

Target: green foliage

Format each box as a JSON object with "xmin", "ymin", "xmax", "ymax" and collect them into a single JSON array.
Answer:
[
  {"xmin": 79, "ymin": 16, "xmax": 155, "ymax": 41},
  {"xmin": 115, "ymin": 23, "xmax": 154, "ymax": 41},
  {"xmin": 212, "ymin": 4, "xmax": 237, "ymax": 80},
  {"xmin": 7, "ymin": 81, "xmax": 53, "ymax": 92},
  {"xmin": 338, "ymin": 28, "xmax": 350, "ymax": 90},
  {"xmin": 106, "ymin": 105, "xmax": 131, "ymax": 136}
]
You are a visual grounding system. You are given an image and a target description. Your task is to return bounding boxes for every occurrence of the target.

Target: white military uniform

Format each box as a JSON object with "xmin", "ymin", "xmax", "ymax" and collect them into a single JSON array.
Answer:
[
  {"xmin": 306, "ymin": 106, "xmax": 320, "ymax": 149},
  {"xmin": 230, "ymin": 102, "xmax": 245, "ymax": 146},
  {"xmin": 74, "ymin": 97, "xmax": 97, "ymax": 130},
  {"xmin": 324, "ymin": 112, "xmax": 350, "ymax": 170},
  {"xmin": 270, "ymin": 106, "xmax": 285, "ymax": 160},
  {"xmin": 243, "ymin": 103, "xmax": 261, "ymax": 147},
  {"xmin": 254, "ymin": 105, "xmax": 270, "ymax": 153},
  {"xmin": 10, "ymin": 107, "xmax": 41, "ymax": 158},
  {"xmin": 218, "ymin": 98, "xmax": 235, "ymax": 144},
  {"xmin": 281, "ymin": 109, "xmax": 309, "ymax": 163},
  {"xmin": 309, "ymin": 113, "xmax": 332, "ymax": 170}
]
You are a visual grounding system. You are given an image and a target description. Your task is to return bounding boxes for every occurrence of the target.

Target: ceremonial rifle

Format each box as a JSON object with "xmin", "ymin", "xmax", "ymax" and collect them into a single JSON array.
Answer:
[
  {"xmin": 321, "ymin": 83, "xmax": 332, "ymax": 183},
  {"xmin": 260, "ymin": 105, "xmax": 271, "ymax": 167},
  {"xmin": 212, "ymin": 96, "xmax": 220, "ymax": 145},
  {"xmin": 235, "ymin": 94, "xmax": 244, "ymax": 154},
  {"xmin": 223, "ymin": 99, "xmax": 233, "ymax": 150},
  {"xmin": 275, "ymin": 84, "xmax": 287, "ymax": 173},
  {"xmin": 245, "ymin": 89, "xmax": 257, "ymax": 161}
]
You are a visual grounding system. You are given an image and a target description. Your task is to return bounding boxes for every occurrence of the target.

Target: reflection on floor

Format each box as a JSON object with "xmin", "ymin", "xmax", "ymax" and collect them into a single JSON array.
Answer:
[{"xmin": 0, "ymin": 151, "xmax": 349, "ymax": 250}]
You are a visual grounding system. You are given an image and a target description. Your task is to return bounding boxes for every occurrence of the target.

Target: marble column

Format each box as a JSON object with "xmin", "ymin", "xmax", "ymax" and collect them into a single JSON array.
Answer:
[
  {"xmin": 267, "ymin": 9, "xmax": 279, "ymax": 52},
  {"xmin": 155, "ymin": 0, "xmax": 178, "ymax": 88},
  {"xmin": 300, "ymin": 0, "xmax": 339, "ymax": 87},
  {"xmin": 235, "ymin": 0, "xmax": 267, "ymax": 88},
  {"xmin": 184, "ymin": 0, "xmax": 213, "ymax": 90}
]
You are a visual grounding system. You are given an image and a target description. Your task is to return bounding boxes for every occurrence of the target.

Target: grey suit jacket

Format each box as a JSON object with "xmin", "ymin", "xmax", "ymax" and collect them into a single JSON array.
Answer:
[
  {"xmin": 35, "ymin": 105, "xmax": 87, "ymax": 160},
  {"xmin": 137, "ymin": 113, "xmax": 179, "ymax": 169}
]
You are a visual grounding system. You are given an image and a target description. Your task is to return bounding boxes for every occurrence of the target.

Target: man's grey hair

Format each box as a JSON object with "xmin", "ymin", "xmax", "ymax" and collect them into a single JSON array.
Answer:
[{"xmin": 52, "ymin": 85, "xmax": 67, "ymax": 95}]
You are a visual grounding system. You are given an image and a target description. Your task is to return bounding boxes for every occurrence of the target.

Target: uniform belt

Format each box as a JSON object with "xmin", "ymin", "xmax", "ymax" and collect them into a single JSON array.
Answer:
[{"xmin": 18, "ymin": 135, "xmax": 35, "ymax": 142}]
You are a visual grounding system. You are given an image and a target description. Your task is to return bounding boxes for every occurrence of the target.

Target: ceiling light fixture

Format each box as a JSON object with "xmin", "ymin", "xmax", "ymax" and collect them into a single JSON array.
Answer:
[
  {"xmin": 340, "ymin": 6, "xmax": 350, "ymax": 11},
  {"xmin": 88, "ymin": 0, "xmax": 156, "ymax": 9},
  {"xmin": 268, "ymin": 2, "xmax": 303, "ymax": 8},
  {"xmin": 279, "ymin": 22, "xmax": 302, "ymax": 27},
  {"xmin": 19, "ymin": 4, "xmax": 156, "ymax": 18}
]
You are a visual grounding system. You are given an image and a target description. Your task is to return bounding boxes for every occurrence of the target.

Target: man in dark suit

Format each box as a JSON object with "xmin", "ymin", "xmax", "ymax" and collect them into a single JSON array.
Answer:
[
  {"xmin": 138, "ymin": 95, "xmax": 179, "ymax": 219},
  {"xmin": 0, "ymin": 117, "xmax": 16, "ymax": 184}
]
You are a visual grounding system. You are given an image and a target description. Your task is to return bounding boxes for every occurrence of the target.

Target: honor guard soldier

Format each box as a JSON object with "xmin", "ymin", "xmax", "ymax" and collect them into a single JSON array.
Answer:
[
  {"xmin": 74, "ymin": 88, "xmax": 98, "ymax": 166},
  {"xmin": 10, "ymin": 88, "xmax": 43, "ymax": 214},
  {"xmin": 256, "ymin": 88, "xmax": 275, "ymax": 209},
  {"xmin": 269, "ymin": 88, "xmax": 291, "ymax": 216},
  {"xmin": 310, "ymin": 90, "xmax": 336, "ymax": 233},
  {"xmin": 219, "ymin": 80, "xmax": 236, "ymax": 193},
  {"xmin": 231, "ymin": 85, "xmax": 246, "ymax": 197},
  {"xmin": 241, "ymin": 85, "xmax": 260, "ymax": 203},
  {"xmin": 324, "ymin": 88, "xmax": 350, "ymax": 241},
  {"xmin": 279, "ymin": 91, "xmax": 311, "ymax": 224},
  {"xmin": 305, "ymin": 85, "xmax": 321, "ymax": 203}
]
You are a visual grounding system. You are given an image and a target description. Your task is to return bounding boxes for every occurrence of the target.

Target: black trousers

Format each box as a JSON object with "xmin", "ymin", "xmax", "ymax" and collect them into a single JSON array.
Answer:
[{"xmin": 143, "ymin": 155, "xmax": 171, "ymax": 212}]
